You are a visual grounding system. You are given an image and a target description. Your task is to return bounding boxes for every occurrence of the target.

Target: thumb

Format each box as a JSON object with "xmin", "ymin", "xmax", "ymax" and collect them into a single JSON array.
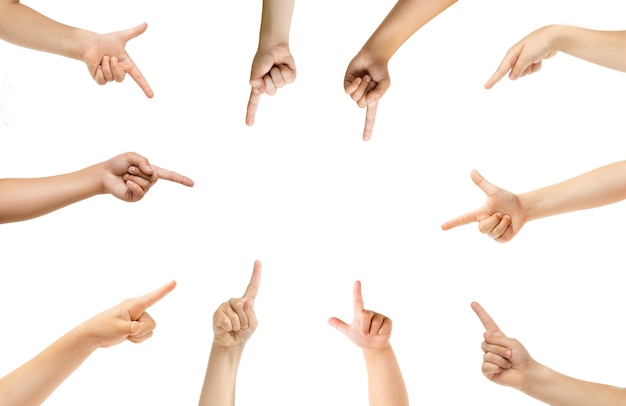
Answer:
[
  {"xmin": 122, "ymin": 23, "xmax": 148, "ymax": 41},
  {"xmin": 471, "ymin": 169, "xmax": 500, "ymax": 196},
  {"xmin": 328, "ymin": 317, "xmax": 350, "ymax": 336},
  {"xmin": 128, "ymin": 320, "xmax": 141, "ymax": 336},
  {"xmin": 366, "ymin": 77, "xmax": 391, "ymax": 104}
]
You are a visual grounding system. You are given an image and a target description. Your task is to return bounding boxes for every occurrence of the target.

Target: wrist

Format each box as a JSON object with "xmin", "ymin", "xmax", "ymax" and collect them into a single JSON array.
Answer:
[
  {"xmin": 520, "ymin": 359, "xmax": 551, "ymax": 395},
  {"xmin": 356, "ymin": 45, "xmax": 391, "ymax": 67}
]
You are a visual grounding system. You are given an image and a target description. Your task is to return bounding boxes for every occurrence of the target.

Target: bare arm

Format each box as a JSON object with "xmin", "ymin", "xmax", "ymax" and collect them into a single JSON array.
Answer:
[
  {"xmin": 363, "ymin": 346, "xmax": 409, "ymax": 406},
  {"xmin": 442, "ymin": 162, "xmax": 626, "ymax": 242},
  {"xmin": 246, "ymin": 0, "xmax": 296, "ymax": 125},
  {"xmin": 329, "ymin": 281, "xmax": 409, "ymax": 406},
  {"xmin": 522, "ymin": 363, "xmax": 626, "ymax": 406},
  {"xmin": 486, "ymin": 25, "xmax": 626, "ymax": 88},
  {"xmin": 0, "ymin": 0, "xmax": 93, "ymax": 59},
  {"xmin": 0, "ymin": 152, "xmax": 193, "ymax": 224},
  {"xmin": 474, "ymin": 302, "xmax": 626, "ymax": 405},
  {"xmin": 520, "ymin": 161, "xmax": 626, "ymax": 221},
  {"xmin": 0, "ymin": 0, "xmax": 154, "ymax": 96},
  {"xmin": 0, "ymin": 281, "xmax": 175, "ymax": 406},
  {"xmin": 198, "ymin": 261, "xmax": 261, "ymax": 406},
  {"xmin": 360, "ymin": 0, "xmax": 458, "ymax": 62},
  {"xmin": 345, "ymin": 0, "xmax": 457, "ymax": 140}
]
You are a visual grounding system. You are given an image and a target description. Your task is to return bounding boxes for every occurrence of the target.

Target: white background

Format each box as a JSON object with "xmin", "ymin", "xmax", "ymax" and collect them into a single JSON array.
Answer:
[{"xmin": 1, "ymin": 0, "xmax": 626, "ymax": 404}]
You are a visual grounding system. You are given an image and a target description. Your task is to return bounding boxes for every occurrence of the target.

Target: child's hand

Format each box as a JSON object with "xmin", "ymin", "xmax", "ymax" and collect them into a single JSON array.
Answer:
[
  {"xmin": 213, "ymin": 260, "xmax": 262, "ymax": 348},
  {"xmin": 102, "ymin": 152, "xmax": 194, "ymax": 202},
  {"xmin": 472, "ymin": 302, "xmax": 536, "ymax": 390},
  {"xmin": 344, "ymin": 50, "xmax": 390, "ymax": 141},
  {"xmin": 246, "ymin": 45, "xmax": 296, "ymax": 126},
  {"xmin": 328, "ymin": 281, "xmax": 392, "ymax": 350},
  {"xmin": 485, "ymin": 25, "xmax": 558, "ymax": 89},
  {"xmin": 441, "ymin": 170, "xmax": 526, "ymax": 243},
  {"xmin": 82, "ymin": 23, "xmax": 153, "ymax": 98},
  {"xmin": 83, "ymin": 280, "xmax": 176, "ymax": 349}
]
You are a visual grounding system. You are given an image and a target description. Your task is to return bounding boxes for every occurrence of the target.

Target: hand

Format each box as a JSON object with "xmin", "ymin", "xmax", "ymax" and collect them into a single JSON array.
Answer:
[
  {"xmin": 328, "ymin": 280, "xmax": 392, "ymax": 350},
  {"xmin": 472, "ymin": 302, "xmax": 536, "ymax": 390},
  {"xmin": 344, "ymin": 50, "xmax": 390, "ymax": 141},
  {"xmin": 82, "ymin": 23, "xmax": 153, "ymax": 98},
  {"xmin": 83, "ymin": 280, "xmax": 176, "ymax": 348},
  {"xmin": 213, "ymin": 260, "xmax": 262, "ymax": 348},
  {"xmin": 102, "ymin": 152, "xmax": 194, "ymax": 202},
  {"xmin": 246, "ymin": 45, "xmax": 296, "ymax": 126},
  {"xmin": 441, "ymin": 170, "xmax": 527, "ymax": 243},
  {"xmin": 485, "ymin": 25, "xmax": 558, "ymax": 89}
]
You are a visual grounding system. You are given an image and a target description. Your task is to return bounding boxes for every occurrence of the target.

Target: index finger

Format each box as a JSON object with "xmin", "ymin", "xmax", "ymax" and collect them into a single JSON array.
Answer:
[
  {"xmin": 484, "ymin": 52, "xmax": 516, "ymax": 89},
  {"xmin": 126, "ymin": 66, "xmax": 154, "ymax": 99},
  {"xmin": 246, "ymin": 87, "xmax": 262, "ymax": 126},
  {"xmin": 471, "ymin": 302, "xmax": 504, "ymax": 336},
  {"xmin": 153, "ymin": 165, "xmax": 195, "ymax": 187},
  {"xmin": 441, "ymin": 209, "xmax": 479, "ymax": 230},
  {"xmin": 353, "ymin": 280, "xmax": 364, "ymax": 313},
  {"xmin": 243, "ymin": 260, "xmax": 262, "ymax": 299},
  {"xmin": 132, "ymin": 280, "xmax": 177, "ymax": 313},
  {"xmin": 363, "ymin": 100, "xmax": 378, "ymax": 141}
]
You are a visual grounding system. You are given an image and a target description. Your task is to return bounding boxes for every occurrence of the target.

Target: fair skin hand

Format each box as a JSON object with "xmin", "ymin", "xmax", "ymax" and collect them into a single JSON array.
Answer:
[
  {"xmin": 0, "ymin": 151, "xmax": 194, "ymax": 224},
  {"xmin": 441, "ymin": 169, "xmax": 526, "ymax": 243},
  {"xmin": 198, "ymin": 260, "xmax": 261, "ymax": 406},
  {"xmin": 473, "ymin": 302, "xmax": 626, "ymax": 405},
  {"xmin": 0, "ymin": 1, "xmax": 153, "ymax": 97},
  {"xmin": 0, "ymin": 281, "xmax": 176, "ymax": 406},
  {"xmin": 442, "ymin": 162, "xmax": 626, "ymax": 243},
  {"xmin": 246, "ymin": 0, "xmax": 296, "ymax": 126},
  {"xmin": 329, "ymin": 281, "xmax": 409, "ymax": 406},
  {"xmin": 485, "ymin": 25, "xmax": 626, "ymax": 89},
  {"xmin": 345, "ymin": 0, "xmax": 457, "ymax": 140}
]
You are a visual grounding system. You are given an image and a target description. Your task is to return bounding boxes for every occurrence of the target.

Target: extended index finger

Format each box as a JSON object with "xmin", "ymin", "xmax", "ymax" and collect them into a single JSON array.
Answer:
[
  {"xmin": 132, "ymin": 280, "xmax": 177, "ymax": 313},
  {"xmin": 484, "ymin": 51, "xmax": 516, "ymax": 89},
  {"xmin": 127, "ymin": 64, "xmax": 153, "ymax": 98},
  {"xmin": 441, "ymin": 209, "xmax": 480, "ymax": 230},
  {"xmin": 243, "ymin": 260, "xmax": 262, "ymax": 299},
  {"xmin": 246, "ymin": 87, "xmax": 262, "ymax": 126},
  {"xmin": 471, "ymin": 302, "xmax": 504, "ymax": 336},
  {"xmin": 153, "ymin": 165, "xmax": 195, "ymax": 187},
  {"xmin": 353, "ymin": 280, "xmax": 364, "ymax": 313},
  {"xmin": 363, "ymin": 100, "xmax": 378, "ymax": 141}
]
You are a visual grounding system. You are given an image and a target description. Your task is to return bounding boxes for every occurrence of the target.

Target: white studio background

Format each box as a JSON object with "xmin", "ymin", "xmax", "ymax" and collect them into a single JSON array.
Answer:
[{"xmin": 1, "ymin": 0, "xmax": 626, "ymax": 405}]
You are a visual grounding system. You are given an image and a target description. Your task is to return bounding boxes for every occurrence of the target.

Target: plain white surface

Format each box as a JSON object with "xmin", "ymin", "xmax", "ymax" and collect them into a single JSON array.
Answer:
[{"xmin": 1, "ymin": 0, "xmax": 626, "ymax": 404}]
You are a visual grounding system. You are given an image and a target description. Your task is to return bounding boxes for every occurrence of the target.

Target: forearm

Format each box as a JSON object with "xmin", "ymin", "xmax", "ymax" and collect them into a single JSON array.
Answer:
[
  {"xmin": 0, "ymin": 323, "xmax": 97, "ymax": 406},
  {"xmin": 198, "ymin": 343, "xmax": 245, "ymax": 406},
  {"xmin": 361, "ymin": 0, "xmax": 457, "ymax": 61},
  {"xmin": 0, "ymin": 163, "xmax": 103, "ymax": 223},
  {"xmin": 522, "ymin": 362, "xmax": 626, "ymax": 406},
  {"xmin": 549, "ymin": 25, "xmax": 626, "ymax": 72},
  {"xmin": 363, "ymin": 345, "xmax": 409, "ymax": 406},
  {"xmin": 520, "ymin": 161, "xmax": 626, "ymax": 222},
  {"xmin": 258, "ymin": 0, "xmax": 294, "ymax": 47},
  {"xmin": 0, "ymin": 0, "xmax": 95, "ymax": 60}
]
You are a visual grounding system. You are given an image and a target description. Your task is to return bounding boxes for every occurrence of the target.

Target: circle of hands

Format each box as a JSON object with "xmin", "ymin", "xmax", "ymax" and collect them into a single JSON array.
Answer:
[
  {"xmin": 82, "ymin": 23, "xmax": 153, "ymax": 98},
  {"xmin": 211, "ymin": 263, "xmax": 392, "ymax": 351},
  {"xmin": 102, "ymin": 152, "xmax": 194, "ymax": 203}
]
